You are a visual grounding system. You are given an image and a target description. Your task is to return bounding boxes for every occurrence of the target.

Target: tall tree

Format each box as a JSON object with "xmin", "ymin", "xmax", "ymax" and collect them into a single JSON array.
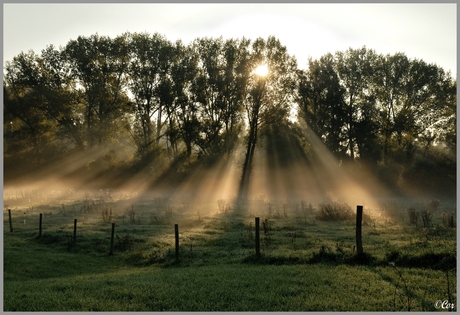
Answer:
[
  {"xmin": 63, "ymin": 34, "xmax": 131, "ymax": 147},
  {"xmin": 238, "ymin": 36, "xmax": 298, "ymax": 201},
  {"xmin": 165, "ymin": 40, "xmax": 200, "ymax": 163},
  {"xmin": 297, "ymin": 53, "xmax": 346, "ymax": 158},
  {"xmin": 373, "ymin": 53, "xmax": 457, "ymax": 164},
  {"xmin": 335, "ymin": 46, "xmax": 378, "ymax": 160},
  {"xmin": 126, "ymin": 32, "xmax": 174, "ymax": 159},
  {"xmin": 4, "ymin": 50, "xmax": 59, "ymax": 160},
  {"xmin": 190, "ymin": 37, "xmax": 250, "ymax": 158}
]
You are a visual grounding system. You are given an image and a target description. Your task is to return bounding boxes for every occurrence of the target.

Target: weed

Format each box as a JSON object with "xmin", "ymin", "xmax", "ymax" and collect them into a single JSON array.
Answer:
[
  {"xmin": 267, "ymin": 203, "xmax": 274, "ymax": 219},
  {"xmin": 389, "ymin": 262, "xmax": 412, "ymax": 311},
  {"xmin": 282, "ymin": 204, "xmax": 289, "ymax": 218},
  {"xmin": 101, "ymin": 207, "xmax": 112, "ymax": 222},
  {"xmin": 444, "ymin": 265, "xmax": 456, "ymax": 311},
  {"xmin": 421, "ymin": 210, "xmax": 433, "ymax": 228},
  {"xmin": 262, "ymin": 219, "xmax": 272, "ymax": 247}
]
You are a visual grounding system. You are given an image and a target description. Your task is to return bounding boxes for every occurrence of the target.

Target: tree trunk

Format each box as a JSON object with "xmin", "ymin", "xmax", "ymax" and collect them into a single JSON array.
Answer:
[{"xmin": 238, "ymin": 106, "xmax": 259, "ymax": 202}]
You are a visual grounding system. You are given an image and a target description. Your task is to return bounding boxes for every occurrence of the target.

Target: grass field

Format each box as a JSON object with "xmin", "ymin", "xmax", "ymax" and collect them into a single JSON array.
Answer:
[{"xmin": 3, "ymin": 189, "xmax": 457, "ymax": 311}]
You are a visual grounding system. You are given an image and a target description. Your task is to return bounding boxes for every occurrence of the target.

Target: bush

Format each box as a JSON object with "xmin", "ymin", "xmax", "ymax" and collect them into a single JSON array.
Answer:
[
  {"xmin": 115, "ymin": 234, "xmax": 135, "ymax": 251},
  {"xmin": 421, "ymin": 210, "xmax": 433, "ymax": 228},
  {"xmin": 315, "ymin": 202, "xmax": 354, "ymax": 221}
]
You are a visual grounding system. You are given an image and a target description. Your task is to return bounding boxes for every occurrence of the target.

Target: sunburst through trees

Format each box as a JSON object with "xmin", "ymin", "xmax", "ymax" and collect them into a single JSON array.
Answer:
[{"xmin": 4, "ymin": 32, "xmax": 456, "ymax": 210}]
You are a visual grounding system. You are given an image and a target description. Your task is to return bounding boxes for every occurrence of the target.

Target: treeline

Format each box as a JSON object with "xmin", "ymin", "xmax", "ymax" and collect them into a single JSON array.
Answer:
[{"xmin": 3, "ymin": 32, "xmax": 456, "ymax": 196}]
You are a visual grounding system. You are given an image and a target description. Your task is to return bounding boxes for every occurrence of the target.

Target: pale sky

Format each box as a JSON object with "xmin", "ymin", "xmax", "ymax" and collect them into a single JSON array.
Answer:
[{"xmin": 3, "ymin": 3, "xmax": 457, "ymax": 75}]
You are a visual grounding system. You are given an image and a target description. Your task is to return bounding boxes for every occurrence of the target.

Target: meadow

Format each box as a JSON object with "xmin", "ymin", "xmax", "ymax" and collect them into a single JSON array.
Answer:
[{"xmin": 3, "ymin": 188, "xmax": 457, "ymax": 311}]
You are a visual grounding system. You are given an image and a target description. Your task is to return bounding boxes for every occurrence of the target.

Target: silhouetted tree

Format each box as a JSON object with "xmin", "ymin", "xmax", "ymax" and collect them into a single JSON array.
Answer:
[
  {"xmin": 373, "ymin": 53, "xmax": 457, "ymax": 164},
  {"xmin": 126, "ymin": 32, "xmax": 174, "ymax": 160},
  {"xmin": 190, "ymin": 37, "xmax": 250, "ymax": 158},
  {"xmin": 63, "ymin": 34, "xmax": 131, "ymax": 147},
  {"xmin": 238, "ymin": 36, "xmax": 298, "ymax": 201},
  {"xmin": 335, "ymin": 46, "xmax": 378, "ymax": 161},
  {"xmin": 297, "ymin": 53, "xmax": 347, "ymax": 159}
]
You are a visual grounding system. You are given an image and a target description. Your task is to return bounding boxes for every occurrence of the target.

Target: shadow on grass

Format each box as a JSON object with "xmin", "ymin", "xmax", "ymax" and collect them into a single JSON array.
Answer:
[
  {"xmin": 241, "ymin": 251, "xmax": 375, "ymax": 266},
  {"xmin": 385, "ymin": 250, "xmax": 456, "ymax": 270},
  {"xmin": 241, "ymin": 250, "xmax": 455, "ymax": 271}
]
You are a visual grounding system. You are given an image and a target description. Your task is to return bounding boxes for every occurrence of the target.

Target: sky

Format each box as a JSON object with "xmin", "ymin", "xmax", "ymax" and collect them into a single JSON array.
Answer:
[{"xmin": 2, "ymin": 3, "xmax": 457, "ymax": 75}]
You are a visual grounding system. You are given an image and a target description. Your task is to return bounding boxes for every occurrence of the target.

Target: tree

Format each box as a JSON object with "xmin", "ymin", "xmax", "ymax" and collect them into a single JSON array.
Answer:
[
  {"xmin": 36, "ymin": 45, "xmax": 85, "ymax": 150},
  {"xmin": 335, "ymin": 46, "xmax": 379, "ymax": 161},
  {"xmin": 4, "ymin": 50, "xmax": 59, "ymax": 160},
  {"xmin": 297, "ymin": 53, "xmax": 346, "ymax": 158},
  {"xmin": 373, "ymin": 53, "xmax": 457, "ymax": 164},
  {"xmin": 165, "ymin": 40, "xmax": 200, "ymax": 163},
  {"xmin": 238, "ymin": 36, "xmax": 298, "ymax": 201},
  {"xmin": 63, "ymin": 34, "xmax": 131, "ymax": 147},
  {"xmin": 189, "ymin": 37, "xmax": 250, "ymax": 158},
  {"xmin": 126, "ymin": 32, "xmax": 174, "ymax": 160}
]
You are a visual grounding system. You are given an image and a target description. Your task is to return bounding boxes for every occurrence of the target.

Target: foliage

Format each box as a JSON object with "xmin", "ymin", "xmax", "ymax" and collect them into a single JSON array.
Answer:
[{"xmin": 3, "ymin": 33, "xmax": 456, "ymax": 196}]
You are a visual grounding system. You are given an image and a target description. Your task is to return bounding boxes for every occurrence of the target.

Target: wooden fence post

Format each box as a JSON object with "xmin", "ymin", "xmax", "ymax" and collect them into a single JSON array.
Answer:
[
  {"xmin": 8, "ymin": 209, "xmax": 13, "ymax": 232},
  {"xmin": 175, "ymin": 224, "xmax": 179, "ymax": 261},
  {"xmin": 73, "ymin": 219, "xmax": 77, "ymax": 245},
  {"xmin": 109, "ymin": 223, "xmax": 115, "ymax": 255},
  {"xmin": 356, "ymin": 205, "xmax": 363, "ymax": 255},
  {"xmin": 39, "ymin": 213, "xmax": 43, "ymax": 238},
  {"xmin": 255, "ymin": 217, "xmax": 260, "ymax": 257}
]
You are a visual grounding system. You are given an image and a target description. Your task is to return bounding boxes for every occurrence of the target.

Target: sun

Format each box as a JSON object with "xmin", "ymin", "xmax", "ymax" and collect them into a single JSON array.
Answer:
[{"xmin": 254, "ymin": 64, "xmax": 269, "ymax": 77}]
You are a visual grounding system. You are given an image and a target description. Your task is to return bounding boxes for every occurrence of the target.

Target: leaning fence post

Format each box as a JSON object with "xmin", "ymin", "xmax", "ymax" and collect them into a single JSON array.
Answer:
[
  {"xmin": 39, "ymin": 213, "xmax": 43, "ymax": 238},
  {"xmin": 356, "ymin": 205, "xmax": 363, "ymax": 255},
  {"xmin": 175, "ymin": 224, "xmax": 179, "ymax": 262},
  {"xmin": 109, "ymin": 223, "xmax": 115, "ymax": 255},
  {"xmin": 255, "ymin": 217, "xmax": 260, "ymax": 257},
  {"xmin": 8, "ymin": 209, "xmax": 13, "ymax": 232}
]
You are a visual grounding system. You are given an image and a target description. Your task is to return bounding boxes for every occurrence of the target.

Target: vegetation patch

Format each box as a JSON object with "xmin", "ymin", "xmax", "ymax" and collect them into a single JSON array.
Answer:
[{"xmin": 315, "ymin": 202, "xmax": 354, "ymax": 221}]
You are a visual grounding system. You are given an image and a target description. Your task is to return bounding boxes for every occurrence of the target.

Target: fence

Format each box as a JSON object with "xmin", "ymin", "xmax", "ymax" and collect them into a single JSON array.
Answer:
[{"xmin": 5, "ymin": 206, "xmax": 371, "ymax": 259}]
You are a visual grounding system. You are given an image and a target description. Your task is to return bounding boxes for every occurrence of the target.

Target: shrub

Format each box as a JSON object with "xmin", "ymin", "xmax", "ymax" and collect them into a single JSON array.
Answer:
[
  {"xmin": 421, "ymin": 210, "xmax": 433, "ymax": 228},
  {"xmin": 407, "ymin": 208, "xmax": 417, "ymax": 225},
  {"xmin": 315, "ymin": 202, "xmax": 354, "ymax": 221},
  {"xmin": 441, "ymin": 212, "xmax": 455, "ymax": 228}
]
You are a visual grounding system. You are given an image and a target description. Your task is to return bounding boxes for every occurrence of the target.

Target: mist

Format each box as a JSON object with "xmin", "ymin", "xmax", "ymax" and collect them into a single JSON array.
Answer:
[{"xmin": 4, "ymin": 120, "xmax": 452, "ymax": 224}]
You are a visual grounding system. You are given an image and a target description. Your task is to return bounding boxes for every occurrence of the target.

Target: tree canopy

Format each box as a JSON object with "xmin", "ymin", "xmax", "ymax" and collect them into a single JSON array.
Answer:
[{"xmin": 3, "ymin": 33, "xmax": 456, "ymax": 197}]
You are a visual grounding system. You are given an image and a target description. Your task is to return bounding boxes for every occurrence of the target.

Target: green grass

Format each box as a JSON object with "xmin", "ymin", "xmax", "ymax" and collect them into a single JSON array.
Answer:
[{"xmin": 3, "ymin": 192, "xmax": 457, "ymax": 311}]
